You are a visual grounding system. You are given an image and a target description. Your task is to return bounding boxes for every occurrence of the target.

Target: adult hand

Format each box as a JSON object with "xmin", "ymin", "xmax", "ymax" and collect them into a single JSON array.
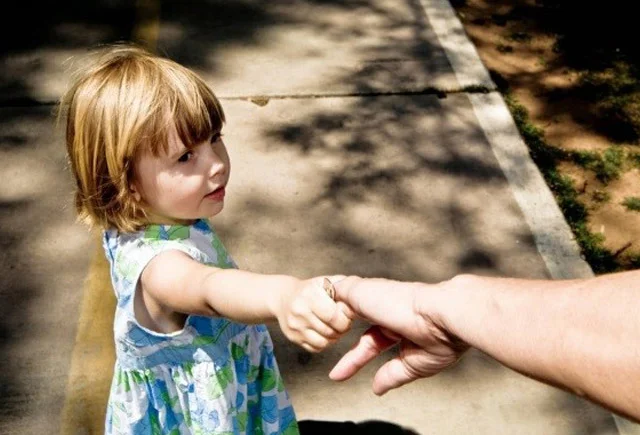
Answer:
[{"xmin": 329, "ymin": 277, "xmax": 468, "ymax": 395}]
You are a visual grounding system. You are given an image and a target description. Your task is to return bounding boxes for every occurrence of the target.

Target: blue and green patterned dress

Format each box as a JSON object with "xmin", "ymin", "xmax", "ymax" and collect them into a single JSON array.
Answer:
[{"xmin": 102, "ymin": 219, "xmax": 299, "ymax": 434}]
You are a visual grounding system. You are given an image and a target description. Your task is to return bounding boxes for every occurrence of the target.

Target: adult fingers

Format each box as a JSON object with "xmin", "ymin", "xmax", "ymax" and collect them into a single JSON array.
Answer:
[
  {"xmin": 329, "ymin": 325, "xmax": 399, "ymax": 381},
  {"xmin": 333, "ymin": 276, "xmax": 418, "ymax": 336},
  {"xmin": 371, "ymin": 357, "xmax": 419, "ymax": 396}
]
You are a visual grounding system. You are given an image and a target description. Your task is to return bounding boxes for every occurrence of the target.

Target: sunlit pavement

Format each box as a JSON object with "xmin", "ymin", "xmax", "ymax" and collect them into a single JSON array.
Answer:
[{"xmin": 0, "ymin": 1, "xmax": 631, "ymax": 433}]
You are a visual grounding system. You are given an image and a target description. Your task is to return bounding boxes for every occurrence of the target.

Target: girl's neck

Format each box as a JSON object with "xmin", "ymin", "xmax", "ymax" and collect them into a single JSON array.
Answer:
[{"xmin": 143, "ymin": 211, "xmax": 198, "ymax": 227}]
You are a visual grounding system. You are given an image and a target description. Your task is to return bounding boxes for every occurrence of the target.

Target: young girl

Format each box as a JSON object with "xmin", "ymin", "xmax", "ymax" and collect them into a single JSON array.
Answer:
[{"xmin": 60, "ymin": 45, "xmax": 353, "ymax": 435}]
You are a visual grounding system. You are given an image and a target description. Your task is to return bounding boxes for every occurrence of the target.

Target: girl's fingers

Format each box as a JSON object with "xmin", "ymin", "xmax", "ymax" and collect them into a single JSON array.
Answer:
[
  {"xmin": 300, "ymin": 330, "xmax": 332, "ymax": 352},
  {"xmin": 305, "ymin": 314, "xmax": 340, "ymax": 339},
  {"xmin": 301, "ymin": 342, "xmax": 320, "ymax": 353},
  {"xmin": 311, "ymin": 280, "xmax": 354, "ymax": 334},
  {"xmin": 313, "ymin": 301, "xmax": 353, "ymax": 335}
]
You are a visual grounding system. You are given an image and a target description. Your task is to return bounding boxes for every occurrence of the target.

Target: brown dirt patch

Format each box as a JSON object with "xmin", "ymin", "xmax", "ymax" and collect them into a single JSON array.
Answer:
[{"xmin": 454, "ymin": 0, "xmax": 640, "ymax": 267}]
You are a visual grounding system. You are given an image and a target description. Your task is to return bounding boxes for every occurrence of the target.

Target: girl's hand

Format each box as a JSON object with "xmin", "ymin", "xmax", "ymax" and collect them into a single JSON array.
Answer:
[{"xmin": 275, "ymin": 276, "xmax": 355, "ymax": 352}]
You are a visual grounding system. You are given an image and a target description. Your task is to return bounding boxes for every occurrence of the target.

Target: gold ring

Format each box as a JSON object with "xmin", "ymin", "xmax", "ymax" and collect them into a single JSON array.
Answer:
[{"xmin": 323, "ymin": 277, "xmax": 336, "ymax": 301}]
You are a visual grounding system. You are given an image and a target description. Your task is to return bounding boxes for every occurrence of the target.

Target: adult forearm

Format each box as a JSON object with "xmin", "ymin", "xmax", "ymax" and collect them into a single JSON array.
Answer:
[{"xmin": 435, "ymin": 271, "xmax": 640, "ymax": 420}]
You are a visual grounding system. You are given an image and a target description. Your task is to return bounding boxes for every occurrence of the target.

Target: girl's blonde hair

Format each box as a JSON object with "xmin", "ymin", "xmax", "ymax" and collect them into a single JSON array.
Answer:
[{"xmin": 59, "ymin": 45, "xmax": 225, "ymax": 232}]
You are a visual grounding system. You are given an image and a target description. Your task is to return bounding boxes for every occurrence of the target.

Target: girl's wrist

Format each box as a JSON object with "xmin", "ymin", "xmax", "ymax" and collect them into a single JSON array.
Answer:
[{"xmin": 266, "ymin": 275, "xmax": 301, "ymax": 320}]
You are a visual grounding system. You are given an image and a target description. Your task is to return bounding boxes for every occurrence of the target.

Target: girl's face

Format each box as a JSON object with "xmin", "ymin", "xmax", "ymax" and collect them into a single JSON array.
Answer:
[{"xmin": 131, "ymin": 124, "xmax": 230, "ymax": 225}]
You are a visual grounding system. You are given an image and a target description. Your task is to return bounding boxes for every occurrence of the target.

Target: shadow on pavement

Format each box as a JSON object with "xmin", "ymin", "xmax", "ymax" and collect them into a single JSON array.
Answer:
[
  {"xmin": 0, "ymin": 0, "xmax": 620, "ymax": 433},
  {"xmin": 0, "ymin": 107, "xmax": 93, "ymax": 433},
  {"xmin": 300, "ymin": 419, "xmax": 419, "ymax": 434}
]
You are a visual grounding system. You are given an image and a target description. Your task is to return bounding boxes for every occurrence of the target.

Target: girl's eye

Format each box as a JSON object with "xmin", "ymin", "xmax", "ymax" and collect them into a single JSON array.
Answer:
[
  {"xmin": 177, "ymin": 151, "xmax": 193, "ymax": 163},
  {"xmin": 211, "ymin": 132, "xmax": 223, "ymax": 143}
]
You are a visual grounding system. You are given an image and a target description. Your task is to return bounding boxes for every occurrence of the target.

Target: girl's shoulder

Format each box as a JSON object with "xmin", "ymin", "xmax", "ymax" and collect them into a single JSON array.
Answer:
[
  {"xmin": 104, "ymin": 221, "xmax": 209, "ymax": 265},
  {"xmin": 103, "ymin": 219, "xmax": 235, "ymax": 283},
  {"xmin": 101, "ymin": 220, "xmax": 213, "ymax": 302}
]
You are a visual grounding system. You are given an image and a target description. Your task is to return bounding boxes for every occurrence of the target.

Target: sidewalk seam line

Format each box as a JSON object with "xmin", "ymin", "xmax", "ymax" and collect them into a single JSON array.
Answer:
[
  {"xmin": 1, "ymin": 87, "xmax": 496, "ymax": 109},
  {"xmin": 218, "ymin": 87, "xmax": 493, "ymax": 100}
]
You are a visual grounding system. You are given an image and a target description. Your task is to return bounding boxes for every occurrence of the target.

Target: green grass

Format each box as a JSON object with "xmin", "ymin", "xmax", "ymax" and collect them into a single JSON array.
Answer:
[
  {"xmin": 626, "ymin": 253, "xmax": 640, "ymax": 268},
  {"xmin": 592, "ymin": 189, "xmax": 611, "ymax": 204},
  {"xmin": 622, "ymin": 197, "xmax": 640, "ymax": 211},
  {"xmin": 569, "ymin": 150, "xmax": 599, "ymax": 167},
  {"xmin": 578, "ymin": 62, "xmax": 640, "ymax": 142},
  {"xmin": 566, "ymin": 147, "xmax": 624, "ymax": 184},
  {"xmin": 597, "ymin": 147, "xmax": 624, "ymax": 183},
  {"xmin": 505, "ymin": 94, "xmax": 618, "ymax": 273}
]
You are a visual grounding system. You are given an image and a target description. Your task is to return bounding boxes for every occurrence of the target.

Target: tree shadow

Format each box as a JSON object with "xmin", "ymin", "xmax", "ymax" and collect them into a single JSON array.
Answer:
[
  {"xmin": 0, "ymin": 200, "xmax": 39, "ymax": 434},
  {"xmin": 1, "ymin": 0, "xmax": 283, "ymax": 104},
  {"xmin": 156, "ymin": 0, "xmax": 285, "ymax": 68},
  {"xmin": 0, "ymin": 106, "xmax": 93, "ymax": 432},
  {"xmin": 1, "ymin": 0, "xmax": 622, "ymax": 432}
]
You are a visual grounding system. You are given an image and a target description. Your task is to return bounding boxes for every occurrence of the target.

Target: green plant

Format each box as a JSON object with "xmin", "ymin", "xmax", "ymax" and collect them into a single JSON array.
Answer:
[
  {"xmin": 594, "ymin": 147, "xmax": 624, "ymax": 183},
  {"xmin": 592, "ymin": 189, "xmax": 611, "ymax": 203},
  {"xmin": 622, "ymin": 196, "xmax": 640, "ymax": 211},
  {"xmin": 598, "ymin": 93, "xmax": 640, "ymax": 141},
  {"xmin": 578, "ymin": 63, "xmax": 640, "ymax": 142},
  {"xmin": 579, "ymin": 62, "xmax": 637, "ymax": 96},
  {"xmin": 506, "ymin": 94, "xmax": 618, "ymax": 273},
  {"xmin": 626, "ymin": 253, "xmax": 640, "ymax": 268},
  {"xmin": 506, "ymin": 95, "xmax": 565, "ymax": 167},
  {"xmin": 569, "ymin": 149, "xmax": 599, "ymax": 168},
  {"xmin": 568, "ymin": 147, "xmax": 625, "ymax": 184}
]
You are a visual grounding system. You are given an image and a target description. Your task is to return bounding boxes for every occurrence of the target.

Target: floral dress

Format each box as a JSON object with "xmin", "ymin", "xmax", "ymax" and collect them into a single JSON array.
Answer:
[{"xmin": 102, "ymin": 219, "xmax": 299, "ymax": 435}]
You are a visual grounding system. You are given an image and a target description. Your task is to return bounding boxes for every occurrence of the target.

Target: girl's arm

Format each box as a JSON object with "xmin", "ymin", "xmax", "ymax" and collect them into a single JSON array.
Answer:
[{"xmin": 140, "ymin": 250, "xmax": 352, "ymax": 352}]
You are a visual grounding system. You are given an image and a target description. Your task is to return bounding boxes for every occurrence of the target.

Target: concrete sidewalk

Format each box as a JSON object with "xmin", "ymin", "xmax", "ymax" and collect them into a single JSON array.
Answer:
[{"xmin": 0, "ymin": 0, "xmax": 635, "ymax": 433}]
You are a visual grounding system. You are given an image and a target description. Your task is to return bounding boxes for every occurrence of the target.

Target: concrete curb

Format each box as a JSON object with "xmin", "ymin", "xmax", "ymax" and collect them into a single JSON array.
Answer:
[
  {"xmin": 468, "ymin": 92, "xmax": 593, "ymax": 280},
  {"xmin": 421, "ymin": 0, "xmax": 638, "ymax": 432},
  {"xmin": 420, "ymin": 0, "xmax": 592, "ymax": 280},
  {"xmin": 418, "ymin": 0, "xmax": 495, "ymax": 90}
]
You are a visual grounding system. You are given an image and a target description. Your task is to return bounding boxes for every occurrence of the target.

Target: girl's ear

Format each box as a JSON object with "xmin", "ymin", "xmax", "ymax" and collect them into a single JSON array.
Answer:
[{"xmin": 130, "ymin": 183, "xmax": 142, "ymax": 202}]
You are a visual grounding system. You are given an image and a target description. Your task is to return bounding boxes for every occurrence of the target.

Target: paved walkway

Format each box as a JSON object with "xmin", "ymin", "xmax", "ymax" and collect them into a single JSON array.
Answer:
[{"xmin": 0, "ymin": 0, "xmax": 636, "ymax": 433}]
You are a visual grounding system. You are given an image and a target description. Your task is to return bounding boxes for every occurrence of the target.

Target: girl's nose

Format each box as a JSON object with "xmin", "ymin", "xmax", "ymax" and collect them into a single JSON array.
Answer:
[{"xmin": 204, "ymin": 145, "xmax": 225, "ymax": 177}]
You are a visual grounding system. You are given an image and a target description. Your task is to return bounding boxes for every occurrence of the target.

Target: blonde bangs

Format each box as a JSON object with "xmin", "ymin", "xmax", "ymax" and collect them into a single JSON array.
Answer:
[
  {"xmin": 168, "ymin": 66, "xmax": 225, "ymax": 153},
  {"xmin": 138, "ymin": 61, "xmax": 225, "ymax": 157}
]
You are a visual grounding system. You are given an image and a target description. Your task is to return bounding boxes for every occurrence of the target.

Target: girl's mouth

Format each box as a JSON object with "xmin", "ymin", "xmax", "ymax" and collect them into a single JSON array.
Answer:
[{"xmin": 205, "ymin": 186, "xmax": 225, "ymax": 201}]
